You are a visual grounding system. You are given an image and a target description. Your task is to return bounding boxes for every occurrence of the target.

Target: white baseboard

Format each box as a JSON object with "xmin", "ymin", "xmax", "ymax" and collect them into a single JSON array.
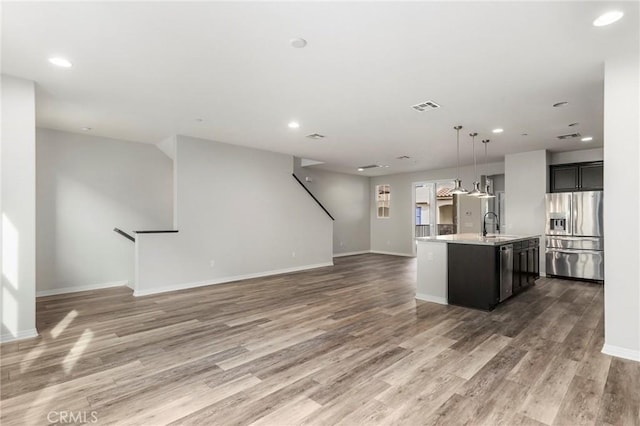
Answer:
[
  {"xmin": 134, "ymin": 262, "xmax": 334, "ymax": 297},
  {"xmin": 333, "ymin": 250, "xmax": 371, "ymax": 258},
  {"xmin": 36, "ymin": 280, "xmax": 128, "ymax": 297},
  {"xmin": 0, "ymin": 328, "xmax": 39, "ymax": 344},
  {"xmin": 370, "ymin": 250, "xmax": 415, "ymax": 258},
  {"xmin": 602, "ymin": 343, "xmax": 640, "ymax": 362},
  {"xmin": 415, "ymin": 293, "xmax": 448, "ymax": 305}
]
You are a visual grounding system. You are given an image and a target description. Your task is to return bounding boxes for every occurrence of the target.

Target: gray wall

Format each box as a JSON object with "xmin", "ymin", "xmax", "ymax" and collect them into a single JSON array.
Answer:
[
  {"xmin": 603, "ymin": 53, "xmax": 640, "ymax": 360},
  {"xmin": 550, "ymin": 148, "xmax": 603, "ymax": 165},
  {"xmin": 135, "ymin": 135, "xmax": 333, "ymax": 295},
  {"xmin": 504, "ymin": 150, "xmax": 549, "ymax": 275},
  {"xmin": 294, "ymin": 162, "xmax": 370, "ymax": 256},
  {"xmin": 36, "ymin": 129, "xmax": 174, "ymax": 294},
  {"xmin": 1, "ymin": 75, "xmax": 37, "ymax": 341},
  {"xmin": 491, "ymin": 174, "xmax": 505, "ymax": 192},
  {"xmin": 369, "ymin": 161, "xmax": 505, "ymax": 256}
]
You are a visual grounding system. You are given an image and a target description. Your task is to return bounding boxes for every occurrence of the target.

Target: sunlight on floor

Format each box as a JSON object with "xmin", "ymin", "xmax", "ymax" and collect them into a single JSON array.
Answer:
[
  {"xmin": 20, "ymin": 342, "xmax": 47, "ymax": 373},
  {"xmin": 62, "ymin": 329, "xmax": 93, "ymax": 374},
  {"xmin": 50, "ymin": 310, "xmax": 78, "ymax": 339}
]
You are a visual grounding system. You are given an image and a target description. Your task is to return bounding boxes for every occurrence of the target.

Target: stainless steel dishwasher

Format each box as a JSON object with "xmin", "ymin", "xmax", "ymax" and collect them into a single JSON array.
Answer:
[{"xmin": 499, "ymin": 244, "xmax": 513, "ymax": 302}]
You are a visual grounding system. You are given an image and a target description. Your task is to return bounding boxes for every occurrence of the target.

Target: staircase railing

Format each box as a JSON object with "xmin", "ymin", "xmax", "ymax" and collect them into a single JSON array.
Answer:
[
  {"xmin": 113, "ymin": 227, "xmax": 135, "ymax": 242},
  {"xmin": 291, "ymin": 174, "xmax": 335, "ymax": 221}
]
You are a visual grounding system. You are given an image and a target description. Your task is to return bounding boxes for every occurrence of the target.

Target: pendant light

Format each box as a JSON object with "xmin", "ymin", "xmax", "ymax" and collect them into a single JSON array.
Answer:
[
  {"xmin": 479, "ymin": 139, "xmax": 496, "ymax": 198},
  {"xmin": 450, "ymin": 125, "xmax": 468, "ymax": 194},
  {"xmin": 467, "ymin": 132, "xmax": 482, "ymax": 196}
]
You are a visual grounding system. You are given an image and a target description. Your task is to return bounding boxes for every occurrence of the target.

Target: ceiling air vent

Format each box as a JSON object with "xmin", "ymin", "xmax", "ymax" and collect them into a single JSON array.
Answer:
[
  {"xmin": 557, "ymin": 132, "xmax": 582, "ymax": 140},
  {"xmin": 411, "ymin": 100, "xmax": 441, "ymax": 112},
  {"xmin": 358, "ymin": 164, "xmax": 382, "ymax": 170},
  {"xmin": 306, "ymin": 133, "xmax": 325, "ymax": 140},
  {"xmin": 396, "ymin": 155, "xmax": 411, "ymax": 160}
]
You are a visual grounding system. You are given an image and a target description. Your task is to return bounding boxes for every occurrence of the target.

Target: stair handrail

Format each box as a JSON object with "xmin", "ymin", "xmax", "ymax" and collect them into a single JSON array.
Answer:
[
  {"xmin": 291, "ymin": 174, "xmax": 335, "ymax": 221},
  {"xmin": 113, "ymin": 227, "xmax": 135, "ymax": 242}
]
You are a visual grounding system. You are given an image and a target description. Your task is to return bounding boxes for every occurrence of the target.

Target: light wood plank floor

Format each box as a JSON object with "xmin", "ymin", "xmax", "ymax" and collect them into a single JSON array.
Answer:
[{"xmin": 1, "ymin": 254, "xmax": 638, "ymax": 425}]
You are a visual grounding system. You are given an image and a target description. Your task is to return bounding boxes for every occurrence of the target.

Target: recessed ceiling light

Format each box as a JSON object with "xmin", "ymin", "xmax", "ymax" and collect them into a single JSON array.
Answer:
[
  {"xmin": 492, "ymin": 128, "xmax": 504, "ymax": 134},
  {"xmin": 593, "ymin": 11, "xmax": 624, "ymax": 27},
  {"xmin": 581, "ymin": 136, "xmax": 593, "ymax": 142},
  {"xmin": 357, "ymin": 168, "xmax": 364, "ymax": 172},
  {"xmin": 49, "ymin": 57, "xmax": 72, "ymax": 68},
  {"xmin": 288, "ymin": 121, "xmax": 300, "ymax": 129},
  {"xmin": 81, "ymin": 127, "xmax": 92, "ymax": 131},
  {"xmin": 553, "ymin": 102, "xmax": 569, "ymax": 108},
  {"xmin": 290, "ymin": 38, "xmax": 307, "ymax": 48}
]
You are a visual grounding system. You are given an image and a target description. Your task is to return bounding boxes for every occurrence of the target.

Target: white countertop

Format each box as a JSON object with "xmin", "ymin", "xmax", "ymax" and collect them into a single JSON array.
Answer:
[{"xmin": 416, "ymin": 233, "xmax": 540, "ymax": 246}]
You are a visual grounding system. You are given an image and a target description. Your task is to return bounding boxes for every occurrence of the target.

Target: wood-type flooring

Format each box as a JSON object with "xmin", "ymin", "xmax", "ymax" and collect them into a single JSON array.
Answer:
[{"xmin": 1, "ymin": 254, "xmax": 638, "ymax": 425}]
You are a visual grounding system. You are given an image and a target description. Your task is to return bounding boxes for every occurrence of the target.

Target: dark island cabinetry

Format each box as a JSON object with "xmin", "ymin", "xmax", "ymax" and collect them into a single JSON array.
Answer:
[
  {"xmin": 513, "ymin": 239, "xmax": 539, "ymax": 293},
  {"xmin": 447, "ymin": 238, "xmax": 540, "ymax": 311}
]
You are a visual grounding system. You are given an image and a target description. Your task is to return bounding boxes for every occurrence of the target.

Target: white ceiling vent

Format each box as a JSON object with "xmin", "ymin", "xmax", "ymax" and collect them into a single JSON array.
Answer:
[
  {"xmin": 306, "ymin": 133, "xmax": 325, "ymax": 139},
  {"xmin": 396, "ymin": 155, "xmax": 411, "ymax": 160},
  {"xmin": 412, "ymin": 100, "xmax": 441, "ymax": 112},
  {"xmin": 358, "ymin": 164, "xmax": 382, "ymax": 170},
  {"xmin": 557, "ymin": 132, "xmax": 582, "ymax": 140}
]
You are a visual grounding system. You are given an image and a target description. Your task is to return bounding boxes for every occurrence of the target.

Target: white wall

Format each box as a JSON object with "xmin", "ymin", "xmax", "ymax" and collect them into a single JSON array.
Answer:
[
  {"xmin": 369, "ymin": 162, "xmax": 505, "ymax": 256},
  {"xmin": 35, "ymin": 129, "xmax": 173, "ymax": 295},
  {"xmin": 602, "ymin": 53, "xmax": 640, "ymax": 361},
  {"xmin": 293, "ymin": 165, "xmax": 370, "ymax": 256},
  {"xmin": 550, "ymin": 148, "xmax": 603, "ymax": 165},
  {"xmin": 504, "ymin": 150, "xmax": 549, "ymax": 275},
  {"xmin": 456, "ymin": 194, "xmax": 487, "ymax": 234},
  {"xmin": 135, "ymin": 135, "xmax": 333, "ymax": 295},
  {"xmin": 1, "ymin": 75, "xmax": 37, "ymax": 342}
]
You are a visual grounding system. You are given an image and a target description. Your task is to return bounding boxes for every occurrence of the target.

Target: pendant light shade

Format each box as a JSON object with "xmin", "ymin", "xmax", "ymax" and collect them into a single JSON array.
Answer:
[
  {"xmin": 450, "ymin": 125, "xmax": 468, "ymax": 195},
  {"xmin": 468, "ymin": 181, "xmax": 483, "ymax": 196},
  {"xmin": 467, "ymin": 132, "xmax": 483, "ymax": 196},
  {"xmin": 478, "ymin": 183, "xmax": 496, "ymax": 199},
  {"xmin": 479, "ymin": 139, "xmax": 496, "ymax": 198}
]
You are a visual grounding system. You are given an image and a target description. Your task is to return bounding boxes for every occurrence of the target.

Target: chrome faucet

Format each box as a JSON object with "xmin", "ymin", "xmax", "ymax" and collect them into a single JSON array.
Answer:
[{"xmin": 483, "ymin": 212, "xmax": 500, "ymax": 237}]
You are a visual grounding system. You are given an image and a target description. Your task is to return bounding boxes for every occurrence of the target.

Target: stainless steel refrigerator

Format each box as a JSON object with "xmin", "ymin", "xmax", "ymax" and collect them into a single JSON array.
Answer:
[{"xmin": 545, "ymin": 191, "xmax": 604, "ymax": 281}]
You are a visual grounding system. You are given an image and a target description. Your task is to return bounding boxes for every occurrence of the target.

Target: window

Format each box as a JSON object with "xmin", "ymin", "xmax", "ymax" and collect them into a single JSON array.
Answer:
[{"xmin": 377, "ymin": 184, "xmax": 390, "ymax": 218}]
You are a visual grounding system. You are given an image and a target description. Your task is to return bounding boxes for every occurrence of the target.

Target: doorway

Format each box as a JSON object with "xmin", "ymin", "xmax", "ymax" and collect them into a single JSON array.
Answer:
[{"xmin": 412, "ymin": 180, "xmax": 456, "ymax": 255}]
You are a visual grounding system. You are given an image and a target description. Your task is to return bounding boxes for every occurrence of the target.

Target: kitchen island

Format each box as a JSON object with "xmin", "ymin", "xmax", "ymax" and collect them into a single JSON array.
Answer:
[{"xmin": 416, "ymin": 233, "xmax": 540, "ymax": 310}]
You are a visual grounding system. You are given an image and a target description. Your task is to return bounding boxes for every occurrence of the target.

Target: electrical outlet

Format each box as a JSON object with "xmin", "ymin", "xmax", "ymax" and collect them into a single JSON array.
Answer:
[
  {"xmin": 339, "ymin": 241, "xmax": 344, "ymax": 247},
  {"xmin": 292, "ymin": 251, "xmax": 296, "ymax": 258},
  {"xmin": 209, "ymin": 260, "xmax": 215, "ymax": 267},
  {"xmin": 386, "ymin": 240, "xmax": 391, "ymax": 246}
]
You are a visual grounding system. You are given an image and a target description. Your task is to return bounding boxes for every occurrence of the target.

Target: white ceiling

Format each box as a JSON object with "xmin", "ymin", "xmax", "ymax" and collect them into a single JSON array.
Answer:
[{"xmin": 3, "ymin": 1, "xmax": 638, "ymax": 176}]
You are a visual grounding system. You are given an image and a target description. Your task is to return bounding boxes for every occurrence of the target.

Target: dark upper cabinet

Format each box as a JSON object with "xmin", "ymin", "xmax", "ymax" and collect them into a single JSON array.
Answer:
[
  {"xmin": 551, "ymin": 166, "xmax": 578, "ymax": 192},
  {"xmin": 579, "ymin": 163, "xmax": 604, "ymax": 190},
  {"xmin": 550, "ymin": 161, "xmax": 603, "ymax": 192}
]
